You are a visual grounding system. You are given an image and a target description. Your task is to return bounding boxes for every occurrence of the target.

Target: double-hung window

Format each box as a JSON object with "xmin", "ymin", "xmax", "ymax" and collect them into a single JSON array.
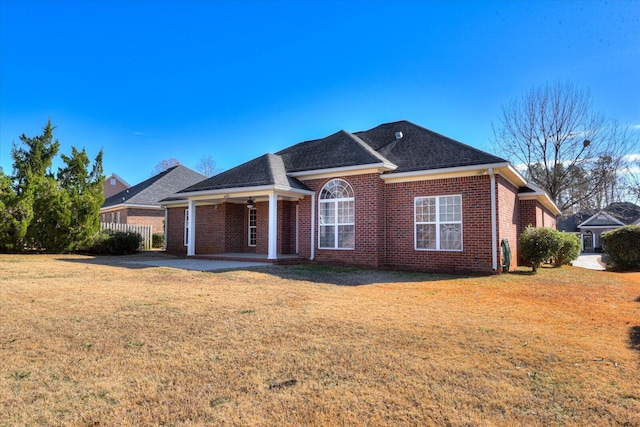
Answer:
[
  {"xmin": 415, "ymin": 195, "xmax": 462, "ymax": 251},
  {"xmin": 319, "ymin": 179, "xmax": 355, "ymax": 249},
  {"xmin": 248, "ymin": 208, "xmax": 257, "ymax": 247}
]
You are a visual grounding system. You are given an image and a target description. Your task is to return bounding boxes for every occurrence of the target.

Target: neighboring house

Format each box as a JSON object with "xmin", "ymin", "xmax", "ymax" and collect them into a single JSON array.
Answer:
[
  {"xmin": 558, "ymin": 202, "xmax": 640, "ymax": 251},
  {"xmin": 101, "ymin": 165, "xmax": 206, "ymax": 235},
  {"xmin": 161, "ymin": 121, "xmax": 560, "ymax": 273},
  {"xmin": 103, "ymin": 173, "xmax": 130, "ymax": 199}
]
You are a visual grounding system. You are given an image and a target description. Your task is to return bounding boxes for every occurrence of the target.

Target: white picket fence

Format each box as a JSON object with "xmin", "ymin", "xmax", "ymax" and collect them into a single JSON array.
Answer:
[{"xmin": 100, "ymin": 223, "xmax": 153, "ymax": 251}]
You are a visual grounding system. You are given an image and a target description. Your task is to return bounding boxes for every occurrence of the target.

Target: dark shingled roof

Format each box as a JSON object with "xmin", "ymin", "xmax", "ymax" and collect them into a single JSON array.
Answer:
[
  {"xmin": 102, "ymin": 165, "xmax": 206, "ymax": 208},
  {"xmin": 277, "ymin": 130, "xmax": 393, "ymax": 173},
  {"xmin": 178, "ymin": 154, "xmax": 310, "ymax": 193},
  {"xmin": 174, "ymin": 120, "xmax": 510, "ymax": 194},
  {"xmin": 601, "ymin": 202, "xmax": 640, "ymax": 225},
  {"xmin": 355, "ymin": 121, "xmax": 507, "ymax": 173}
]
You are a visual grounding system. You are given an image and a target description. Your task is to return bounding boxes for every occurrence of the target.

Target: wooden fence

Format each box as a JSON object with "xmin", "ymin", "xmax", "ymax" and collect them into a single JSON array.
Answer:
[{"xmin": 100, "ymin": 223, "xmax": 153, "ymax": 251}]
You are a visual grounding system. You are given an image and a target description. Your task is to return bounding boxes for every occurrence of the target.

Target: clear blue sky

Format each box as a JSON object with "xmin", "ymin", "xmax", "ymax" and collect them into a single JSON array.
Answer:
[{"xmin": 1, "ymin": 0, "xmax": 638, "ymax": 185}]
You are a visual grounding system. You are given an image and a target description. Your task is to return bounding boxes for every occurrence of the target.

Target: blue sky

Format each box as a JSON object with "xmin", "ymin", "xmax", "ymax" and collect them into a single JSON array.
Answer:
[{"xmin": 1, "ymin": 0, "xmax": 638, "ymax": 185}]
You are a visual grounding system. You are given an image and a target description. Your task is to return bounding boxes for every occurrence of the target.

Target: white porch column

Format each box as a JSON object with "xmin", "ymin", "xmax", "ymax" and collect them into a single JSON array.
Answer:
[
  {"xmin": 187, "ymin": 199, "xmax": 196, "ymax": 256},
  {"xmin": 268, "ymin": 193, "xmax": 278, "ymax": 260}
]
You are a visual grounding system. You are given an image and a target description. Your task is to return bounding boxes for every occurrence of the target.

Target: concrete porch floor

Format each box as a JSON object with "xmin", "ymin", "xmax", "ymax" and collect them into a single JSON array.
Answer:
[{"xmin": 191, "ymin": 252, "xmax": 303, "ymax": 264}]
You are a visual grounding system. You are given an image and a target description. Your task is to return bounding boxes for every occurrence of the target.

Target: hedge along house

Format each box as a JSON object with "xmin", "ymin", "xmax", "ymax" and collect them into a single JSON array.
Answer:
[{"xmin": 162, "ymin": 121, "xmax": 560, "ymax": 273}]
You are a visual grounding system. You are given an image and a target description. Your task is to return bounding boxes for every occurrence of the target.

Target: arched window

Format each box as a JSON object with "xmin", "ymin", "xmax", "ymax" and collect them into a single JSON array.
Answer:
[{"xmin": 319, "ymin": 179, "xmax": 355, "ymax": 249}]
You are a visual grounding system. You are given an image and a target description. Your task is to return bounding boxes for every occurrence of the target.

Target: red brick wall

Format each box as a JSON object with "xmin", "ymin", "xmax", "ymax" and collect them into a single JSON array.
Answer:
[
  {"xmin": 384, "ymin": 175, "xmax": 494, "ymax": 273},
  {"xmin": 165, "ymin": 173, "xmax": 557, "ymax": 273},
  {"xmin": 300, "ymin": 174, "xmax": 386, "ymax": 268},
  {"xmin": 166, "ymin": 207, "xmax": 187, "ymax": 255},
  {"xmin": 194, "ymin": 204, "xmax": 226, "ymax": 254},
  {"xmin": 126, "ymin": 208, "xmax": 164, "ymax": 234},
  {"xmin": 496, "ymin": 176, "xmax": 519, "ymax": 271},
  {"xmin": 226, "ymin": 203, "xmax": 246, "ymax": 253}
]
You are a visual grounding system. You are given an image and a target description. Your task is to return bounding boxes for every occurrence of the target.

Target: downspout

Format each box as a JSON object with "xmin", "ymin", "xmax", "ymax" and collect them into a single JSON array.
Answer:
[
  {"xmin": 489, "ymin": 168, "xmax": 498, "ymax": 271},
  {"xmin": 310, "ymin": 193, "xmax": 315, "ymax": 261}
]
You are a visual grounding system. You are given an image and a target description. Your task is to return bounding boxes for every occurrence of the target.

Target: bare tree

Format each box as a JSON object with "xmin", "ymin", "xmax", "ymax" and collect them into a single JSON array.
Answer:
[
  {"xmin": 151, "ymin": 158, "xmax": 180, "ymax": 176},
  {"xmin": 195, "ymin": 155, "xmax": 220, "ymax": 178},
  {"xmin": 493, "ymin": 82, "xmax": 635, "ymax": 213}
]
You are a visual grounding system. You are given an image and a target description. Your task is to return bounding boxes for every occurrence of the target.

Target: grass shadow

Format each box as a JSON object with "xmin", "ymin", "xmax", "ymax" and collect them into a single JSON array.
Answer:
[
  {"xmin": 630, "ymin": 325, "xmax": 640, "ymax": 354},
  {"xmin": 55, "ymin": 253, "xmax": 473, "ymax": 286},
  {"xmin": 252, "ymin": 264, "xmax": 468, "ymax": 286}
]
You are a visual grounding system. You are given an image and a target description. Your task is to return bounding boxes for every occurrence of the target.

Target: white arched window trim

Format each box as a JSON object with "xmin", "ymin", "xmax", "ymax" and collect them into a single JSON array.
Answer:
[{"xmin": 318, "ymin": 179, "xmax": 355, "ymax": 250}]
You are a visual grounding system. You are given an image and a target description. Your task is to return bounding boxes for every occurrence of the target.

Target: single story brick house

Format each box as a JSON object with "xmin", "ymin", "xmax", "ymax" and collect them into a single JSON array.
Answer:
[
  {"xmin": 101, "ymin": 165, "xmax": 205, "ymax": 234},
  {"xmin": 558, "ymin": 202, "xmax": 640, "ymax": 252},
  {"xmin": 162, "ymin": 121, "xmax": 560, "ymax": 273}
]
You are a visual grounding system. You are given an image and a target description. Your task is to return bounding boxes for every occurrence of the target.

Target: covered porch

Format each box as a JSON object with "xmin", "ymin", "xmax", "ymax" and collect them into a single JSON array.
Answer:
[{"xmin": 172, "ymin": 186, "xmax": 315, "ymax": 260}]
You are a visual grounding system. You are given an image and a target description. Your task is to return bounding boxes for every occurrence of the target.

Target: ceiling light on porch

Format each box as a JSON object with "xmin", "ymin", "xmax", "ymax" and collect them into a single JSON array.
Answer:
[{"xmin": 247, "ymin": 198, "xmax": 255, "ymax": 208}]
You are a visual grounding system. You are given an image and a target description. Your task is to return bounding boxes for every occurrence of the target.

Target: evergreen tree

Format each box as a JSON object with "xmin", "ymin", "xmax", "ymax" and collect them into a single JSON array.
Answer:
[
  {"xmin": 2, "ymin": 120, "xmax": 104, "ymax": 253},
  {"xmin": 11, "ymin": 119, "xmax": 60, "ymax": 195},
  {"xmin": 57, "ymin": 147, "xmax": 105, "ymax": 249},
  {"xmin": 0, "ymin": 170, "xmax": 33, "ymax": 251}
]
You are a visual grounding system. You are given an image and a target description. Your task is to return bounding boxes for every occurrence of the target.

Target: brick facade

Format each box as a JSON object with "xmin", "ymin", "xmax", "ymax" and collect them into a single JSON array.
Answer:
[
  {"xmin": 496, "ymin": 176, "xmax": 519, "ymax": 271},
  {"xmin": 165, "ymin": 172, "xmax": 557, "ymax": 273}
]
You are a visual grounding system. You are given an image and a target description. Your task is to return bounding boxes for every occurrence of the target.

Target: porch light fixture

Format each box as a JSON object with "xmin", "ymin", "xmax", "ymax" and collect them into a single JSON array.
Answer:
[{"xmin": 247, "ymin": 197, "xmax": 255, "ymax": 208}]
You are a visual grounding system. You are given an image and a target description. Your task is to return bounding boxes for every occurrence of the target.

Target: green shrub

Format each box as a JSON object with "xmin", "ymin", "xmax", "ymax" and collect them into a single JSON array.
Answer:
[
  {"xmin": 601, "ymin": 225, "xmax": 640, "ymax": 271},
  {"xmin": 553, "ymin": 232, "xmax": 582, "ymax": 267},
  {"xmin": 152, "ymin": 233, "xmax": 165, "ymax": 249},
  {"xmin": 519, "ymin": 226, "xmax": 563, "ymax": 272},
  {"xmin": 89, "ymin": 230, "xmax": 142, "ymax": 255}
]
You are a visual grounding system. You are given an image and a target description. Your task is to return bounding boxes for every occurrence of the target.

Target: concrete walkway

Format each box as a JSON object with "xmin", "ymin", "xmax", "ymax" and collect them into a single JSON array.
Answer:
[
  {"xmin": 121, "ymin": 258, "xmax": 270, "ymax": 271},
  {"xmin": 572, "ymin": 253, "xmax": 606, "ymax": 271}
]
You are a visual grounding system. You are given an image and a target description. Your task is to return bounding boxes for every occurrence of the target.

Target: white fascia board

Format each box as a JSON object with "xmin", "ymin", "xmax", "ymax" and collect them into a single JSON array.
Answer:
[
  {"xmin": 381, "ymin": 162, "xmax": 512, "ymax": 183},
  {"xmin": 100, "ymin": 203, "xmax": 163, "ymax": 213},
  {"xmin": 288, "ymin": 162, "xmax": 397, "ymax": 180},
  {"xmin": 518, "ymin": 193, "xmax": 562, "ymax": 216},
  {"xmin": 168, "ymin": 184, "xmax": 315, "ymax": 202}
]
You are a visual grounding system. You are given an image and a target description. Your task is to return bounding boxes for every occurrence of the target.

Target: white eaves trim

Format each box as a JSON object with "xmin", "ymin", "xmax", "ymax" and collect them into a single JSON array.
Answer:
[
  {"xmin": 100, "ymin": 203, "xmax": 163, "ymax": 213},
  {"xmin": 381, "ymin": 162, "xmax": 520, "ymax": 184},
  {"xmin": 288, "ymin": 162, "xmax": 397, "ymax": 180},
  {"xmin": 517, "ymin": 182, "xmax": 562, "ymax": 216},
  {"xmin": 161, "ymin": 184, "xmax": 315, "ymax": 205}
]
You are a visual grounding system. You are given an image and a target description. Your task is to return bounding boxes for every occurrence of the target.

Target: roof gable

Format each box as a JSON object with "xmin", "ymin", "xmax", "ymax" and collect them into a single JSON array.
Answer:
[
  {"xmin": 178, "ymin": 154, "xmax": 310, "ymax": 193},
  {"xmin": 576, "ymin": 202, "xmax": 640, "ymax": 228},
  {"xmin": 277, "ymin": 130, "xmax": 395, "ymax": 173},
  {"xmin": 102, "ymin": 165, "xmax": 206, "ymax": 208}
]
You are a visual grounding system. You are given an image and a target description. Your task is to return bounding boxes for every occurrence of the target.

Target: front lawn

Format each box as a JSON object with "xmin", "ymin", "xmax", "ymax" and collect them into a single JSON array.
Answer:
[{"xmin": 1, "ymin": 255, "xmax": 639, "ymax": 426}]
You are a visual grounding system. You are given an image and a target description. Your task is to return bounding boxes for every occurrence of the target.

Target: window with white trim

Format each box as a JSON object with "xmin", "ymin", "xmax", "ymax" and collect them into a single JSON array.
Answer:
[
  {"xmin": 184, "ymin": 209, "xmax": 189, "ymax": 246},
  {"xmin": 415, "ymin": 195, "xmax": 462, "ymax": 251},
  {"xmin": 319, "ymin": 179, "xmax": 355, "ymax": 249},
  {"xmin": 248, "ymin": 208, "xmax": 256, "ymax": 247}
]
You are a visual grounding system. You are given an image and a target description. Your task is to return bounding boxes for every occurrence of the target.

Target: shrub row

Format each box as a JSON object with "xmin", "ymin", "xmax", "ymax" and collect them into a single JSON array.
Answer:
[
  {"xmin": 152, "ymin": 233, "xmax": 165, "ymax": 249},
  {"xmin": 519, "ymin": 226, "xmax": 581, "ymax": 273},
  {"xmin": 601, "ymin": 225, "xmax": 640, "ymax": 271},
  {"xmin": 88, "ymin": 230, "xmax": 142, "ymax": 255}
]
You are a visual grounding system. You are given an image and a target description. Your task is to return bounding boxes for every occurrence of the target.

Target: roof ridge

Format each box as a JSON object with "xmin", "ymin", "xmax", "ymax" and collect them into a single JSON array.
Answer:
[{"xmin": 343, "ymin": 130, "xmax": 396, "ymax": 168}]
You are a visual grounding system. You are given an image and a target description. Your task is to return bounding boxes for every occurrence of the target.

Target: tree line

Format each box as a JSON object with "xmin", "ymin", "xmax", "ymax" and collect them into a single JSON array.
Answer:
[{"xmin": 493, "ymin": 81, "xmax": 639, "ymax": 213}]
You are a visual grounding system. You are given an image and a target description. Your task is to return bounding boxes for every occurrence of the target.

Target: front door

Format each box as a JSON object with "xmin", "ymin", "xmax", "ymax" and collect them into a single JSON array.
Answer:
[{"xmin": 583, "ymin": 231, "xmax": 593, "ymax": 252}]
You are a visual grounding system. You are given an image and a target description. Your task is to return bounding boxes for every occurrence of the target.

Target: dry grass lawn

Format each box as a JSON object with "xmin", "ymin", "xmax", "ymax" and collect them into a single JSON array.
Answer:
[{"xmin": 1, "ymin": 253, "xmax": 639, "ymax": 426}]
